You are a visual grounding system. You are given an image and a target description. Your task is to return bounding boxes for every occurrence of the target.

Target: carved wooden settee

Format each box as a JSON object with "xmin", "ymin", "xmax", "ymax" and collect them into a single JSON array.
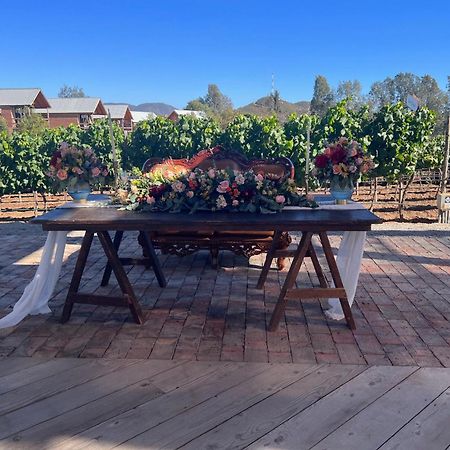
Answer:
[{"xmin": 139, "ymin": 146, "xmax": 294, "ymax": 269}]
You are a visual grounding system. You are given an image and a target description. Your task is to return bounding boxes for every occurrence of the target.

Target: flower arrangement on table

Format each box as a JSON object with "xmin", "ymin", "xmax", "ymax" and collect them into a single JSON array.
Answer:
[
  {"xmin": 312, "ymin": 137, "xmax": 375, "ymax": 203},
  {"xmin": 47, "ymin": 142, "xmax": 111, "ymax": 202},
  {"xmin": 126, "ymin": 167, "xmax": 317, "ymax": 213}
]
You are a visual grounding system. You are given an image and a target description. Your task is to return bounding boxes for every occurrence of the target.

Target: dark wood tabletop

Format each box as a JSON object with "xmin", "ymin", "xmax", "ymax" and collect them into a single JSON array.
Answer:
[{"xmin": 32, "ymin": 204, "xmax": 382, "ymax": 232}]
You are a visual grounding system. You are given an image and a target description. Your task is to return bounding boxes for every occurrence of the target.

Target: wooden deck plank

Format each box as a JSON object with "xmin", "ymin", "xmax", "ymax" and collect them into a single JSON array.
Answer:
[
  {"xmin": 0, "ymin": 358, "xmax": 133, "ymax": 417},
  {"xmin": 0, "ymin": 358, "xmax": 89, "ymax": 395},
  {"xmin": 0, "ymin": 357, "xmax": 49, "ymax": 378},
  {"xmin": 120, "ymin": 363, "xmax": 319, "ymax": 449},
  {"xmin": 247, "ymin": 366, "xmax": 417, "ymax": 449},
  {"xmin": 312, "ymin": 368, "xmax": 450, "ymax": 450},
  {"xmin": 380, "ymin": 387, "xmax": 450, "ymax": 450},
  {"xmin": 181, "ymin": 364, "xmax": 366, "ymax": 450},
  {"xmin": 3, "ymin": 360, "xmax": 182, "ymax": 449},
  {"xmin": 58, "ymin": 361, "xmax": 275, "ymax": 450}
]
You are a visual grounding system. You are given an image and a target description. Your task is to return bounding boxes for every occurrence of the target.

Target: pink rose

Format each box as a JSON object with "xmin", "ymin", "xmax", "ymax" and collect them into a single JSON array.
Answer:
[
  {"xmin": 332, "ymin": 165, "xmax": 342, "ymax": 175},
  {"xmin": 255, "ymin": 173, "xmax": 264, "ymax": 182},
  {"xmin": 348, "ymin": 148, "xmax": 357, "ymax": 157},
  {"xmin": 146, "ymin": 196, "xmax": 155, "ymax": 205},
  {"xmin": 91, "ymin": 167, "xmax": 101, "ymax": 177},
  {"xmin": 275, "ymin": 195, "xmax": 285, "ymax": 204},
  {"xmin": 232, "ymin": 199, "xmax": 239, "ymax": 206},
  {"xmin": 208, "ymin": 168, "xmax": 216, "ymax": 178},
  {"xmin": 217, "ymin": 180, "xmax": 230, "ymax": 194},
  {"xmin": 73, "ymin": 167, "xmax": 84, "ymax": 175},
  {"xmin": 56, "ymin": 169, "xmax": 68, "ymax": 181},
  {"xmin": 186, "ymin": 191, "xmax": 194, "ymax": 198},
  {"xmin": 360, "ymin": 163, "xmax": 369, "ymax": 174}
]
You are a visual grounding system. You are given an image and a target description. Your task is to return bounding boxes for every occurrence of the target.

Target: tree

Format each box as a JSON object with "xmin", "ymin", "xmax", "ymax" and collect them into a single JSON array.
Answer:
[
  {"xmin": 203, "ymin": 84, "xmax": 233, "ymax": 114},
  {"xmin": 270, "ymin": 89, "xmax": 281, "ymax": 113},
  {"xmin": 335, "ymin": 80, "xmax": 364, "ymax": 110},
  {"xmin": 15, "ymin": 113, "xmax": 48, "ymax": 134},
  {"xmin": 185, "ymin": 84, "xmax": 234, "ymax": 125},
  {"xmin": 58, "ymin": 85, "xmax": 86, "ymax": 98},
  {"xmin": 310, "ymin": 75, "xmax": 334, "ymax": 117},
  {"xmin": 366, "ymin": 102, "xmax": 436, "ymax": 219}
]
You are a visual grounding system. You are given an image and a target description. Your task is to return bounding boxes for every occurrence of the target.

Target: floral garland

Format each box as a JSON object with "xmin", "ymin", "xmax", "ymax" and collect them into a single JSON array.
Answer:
[
  {"xmin": 312, "ymin": 137, "xmax": 375, "ymax": 183},
  {"xmin": 126, "ymin": 167, "xmax": 317, "ymax": 213},
  {"xmin": 47, "ymin": 142, "xmax": 111, "ymax": 191}
]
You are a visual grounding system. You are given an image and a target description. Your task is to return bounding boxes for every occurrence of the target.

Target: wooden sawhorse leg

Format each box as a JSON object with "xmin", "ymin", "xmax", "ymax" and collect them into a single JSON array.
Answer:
[
  {"xmin": 101, "ymin": 231, "xmax": 166, "ymax": 288},
  {"xmin": 263, "ymin": 231, "xmax": 356, "ymax": 331},
  {"xmin": 62, "ymin": 231, "xmax": 145, "ymax": 324}
]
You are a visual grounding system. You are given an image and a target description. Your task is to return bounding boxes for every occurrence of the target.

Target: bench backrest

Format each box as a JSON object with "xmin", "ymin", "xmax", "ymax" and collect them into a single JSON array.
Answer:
[{"xmin": 142, "ymin": 146, "xmax": 295, "ymax": 181}]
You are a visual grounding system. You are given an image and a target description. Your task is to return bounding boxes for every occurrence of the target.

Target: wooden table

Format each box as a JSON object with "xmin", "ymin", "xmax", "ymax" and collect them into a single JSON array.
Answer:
[{"xmin": 32, "ymin": 205, "xmax": 381, "ymax": 329}]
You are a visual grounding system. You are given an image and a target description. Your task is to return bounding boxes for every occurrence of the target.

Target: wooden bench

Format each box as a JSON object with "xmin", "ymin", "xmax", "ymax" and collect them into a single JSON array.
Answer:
[{"xmin": 139, "ymin": 145, "xmax": 294, "ymax": 269}]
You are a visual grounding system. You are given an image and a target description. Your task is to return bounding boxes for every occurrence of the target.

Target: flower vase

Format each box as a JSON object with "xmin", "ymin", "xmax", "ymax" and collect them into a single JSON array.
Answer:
[
  {"xmin": 67, "ymin": 180, "xmax": 91, "ymax": 203},
  {"xmin": 330, "ymin": 176, "xmax": 354, "ymax": 205}
]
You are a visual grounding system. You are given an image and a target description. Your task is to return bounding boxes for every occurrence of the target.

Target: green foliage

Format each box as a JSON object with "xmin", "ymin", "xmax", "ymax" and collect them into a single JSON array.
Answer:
[
  {"xmin": 58, "ymin": 85, "xmax": 86, "ymax": 98},
  {"xmin": 185, "ymin": 84, "xmax": 234, "ymax": 125},
  {"xmin": 284, "ymin": 113, "xmax": 320, "ymax": 184},
  {"xmin": 316, "ymin": 100, "xmax": 372, "ymax": 148},
  {"xmin": 40, "ymin": 124, "xmax": 84, "ymax": 157},
  {"xmin": 416, "ymin": 135, "xmax": 445, "ymax": 171},
  {"xmin": 366, "ymin": 103, "xmax": 436, "ymax": 181},
  {"xmin": 0, "ymin": 132, "xmax": 15, "ymax": 195},
  {"xmin": 220, "ymin": 114, "xmax": 292, "ymax": 159},
  {"xmin": 7, "ymin": 132, "xmax": 50, "ymax": 194},
  {"xmin": 15, "ymin": 113, "xmax": 48, "ymax": 135},
  {"xmin": 0, "ymin": 116, "xmax": 7, "ymax": 133},
  {"xmin": 81, "ymin": 118, "xmax": 124, "ymax": 176},
  {"xmin": 123, "ymin": 115, "xmax": 221, "ymax": 170},
  {"xmin": 310, "ymin": 75, "xmax": 334, "ymax": 117}
]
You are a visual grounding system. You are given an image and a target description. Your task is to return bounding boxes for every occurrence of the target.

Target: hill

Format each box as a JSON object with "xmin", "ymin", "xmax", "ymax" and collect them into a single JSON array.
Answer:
[{"xmin": 238, "ymin": 96, "xmax": 310, "ymax": 121}]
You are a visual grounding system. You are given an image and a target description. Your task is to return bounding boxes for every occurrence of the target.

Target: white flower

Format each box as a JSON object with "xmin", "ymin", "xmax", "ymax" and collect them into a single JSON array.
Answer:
[
  {"xmin": 216, "ymin": 195, "xmax": 227, "ymax": 209},
  {"xmin": 232, "ymin": 199, "xmax": 239, "ymax": 206},
  {"xmin": 171, "ymin": 181, "xmax": 186, "ymax": 192},
  {"xmin": 235, "ymin": 173, "xmax": 245, "ymax": 185},
  {"xmin": 208, "ymin": 168, "xmax": 216, "ymax": 179}
]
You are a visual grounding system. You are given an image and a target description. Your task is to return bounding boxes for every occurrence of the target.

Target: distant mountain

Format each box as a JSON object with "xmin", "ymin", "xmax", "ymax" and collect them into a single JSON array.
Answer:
[
  {"xmin": 130, "ymin": 103, "xmax": 176, "ymax": 115},
  {"xmin": 238, "ymin": 96, "xmax": 310, "ymax": 121}
]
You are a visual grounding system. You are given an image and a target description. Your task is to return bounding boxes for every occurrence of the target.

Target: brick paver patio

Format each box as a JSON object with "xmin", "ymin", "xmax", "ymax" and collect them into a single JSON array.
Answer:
[{"xmin": 1, "ymin": 222, "xmax": 450, "ymax": 367}]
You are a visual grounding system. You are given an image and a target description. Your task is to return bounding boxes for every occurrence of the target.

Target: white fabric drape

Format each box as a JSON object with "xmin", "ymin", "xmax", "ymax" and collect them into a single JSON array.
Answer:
[
  {"xmin": 0, "ymin": 231, "xmax": 67, "ymax": 329},
  {"xmin": 325, "ymin": 230, "xmax": 366, "ymax": 321}
]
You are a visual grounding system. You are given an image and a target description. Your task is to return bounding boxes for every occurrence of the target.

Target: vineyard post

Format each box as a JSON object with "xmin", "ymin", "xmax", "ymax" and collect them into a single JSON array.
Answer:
[
  {"xmin": 438, "ymin": 115, "xmax": 450, "ymax": 223},
  {"xmin": 305, "ymin": 117, "xmax": 310, "ymax": 194},
  {"xmin": 107, "ymin": 110, "xmax": 119, "ymax": 193}
]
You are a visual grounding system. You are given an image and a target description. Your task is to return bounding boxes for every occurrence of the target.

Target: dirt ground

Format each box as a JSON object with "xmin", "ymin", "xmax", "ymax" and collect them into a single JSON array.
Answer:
[{"xmin": 0, "ymin": 183, "xmax": 441, "ymax": 222}]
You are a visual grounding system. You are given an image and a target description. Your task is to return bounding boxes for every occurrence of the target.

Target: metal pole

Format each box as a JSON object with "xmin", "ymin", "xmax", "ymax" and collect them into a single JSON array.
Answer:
[
  {"xmin": 440, "ymin": 115, "xmax": 450, "ymax": 194},
  {"xmin": 107, "ymin": 109, "xmax": 119, "ymax": 192},
  {"xmin": 305, "ymin": 117, "xmax": 311, "ymax": 194}
]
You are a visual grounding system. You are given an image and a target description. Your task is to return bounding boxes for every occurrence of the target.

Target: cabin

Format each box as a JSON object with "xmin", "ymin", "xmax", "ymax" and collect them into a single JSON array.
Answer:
[
  {"xmin": 101, "ymin": 104, "xmax": 134, "ymax": 132},
  {"xmin": 35, "ymin": 97, "xmax": 107, "ymax": 129},
  {"xmin": 167, "ymin": 109, "xmax": 207, "ymax": 121},
  {"xmin": 131, "ymin": 110, "xmax": 156, "ymax": 126},
  {"xmin": 0, "ymin": 88, "xmax": 50, "ymax": 132}
]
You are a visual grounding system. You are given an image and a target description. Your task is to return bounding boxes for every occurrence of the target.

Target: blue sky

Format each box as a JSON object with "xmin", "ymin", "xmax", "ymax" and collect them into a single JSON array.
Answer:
[{"xmin": 2, "ymin": 0, "xmax": 449, "ymax": 107}]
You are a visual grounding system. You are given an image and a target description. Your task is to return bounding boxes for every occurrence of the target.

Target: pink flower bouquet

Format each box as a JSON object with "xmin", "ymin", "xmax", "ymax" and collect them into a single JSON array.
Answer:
[
  {"xmin": 47, "ymin": 142, "xmax": 111, "ymax": 192},
  {"xmin": 312, "ymin": 137, "xmax": 375, "ymax": 184},
  {"xmin": 127, "ymin": 167, "xmax": 317, "ymax": 214}
]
